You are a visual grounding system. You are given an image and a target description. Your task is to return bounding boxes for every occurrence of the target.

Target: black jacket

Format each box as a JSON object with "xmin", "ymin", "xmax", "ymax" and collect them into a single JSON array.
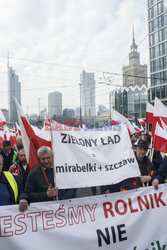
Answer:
[
  {"xmin": 154, "ymin": 157, "xmax": 167, "ymax": 183},
  {"xmin": 121, "ymin": 155, "xmax": 155, "ymax": 190},
  {"xmin": 9, "ymin": 159, "xmax": 29, "ymax": 190},
  {"xmin": 0, "ymin": 148, "xmax": 18, "ymax": 171}
]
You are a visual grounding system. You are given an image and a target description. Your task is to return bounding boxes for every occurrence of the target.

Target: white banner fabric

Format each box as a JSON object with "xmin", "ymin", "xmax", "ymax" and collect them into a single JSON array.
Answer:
[
  {"xmin": 0, "ymin": 185, "xmax": 167, "ymax": 250},
  {"xmin": 52, "ymin": 124, "xmax": 140, "ymax": 189}
]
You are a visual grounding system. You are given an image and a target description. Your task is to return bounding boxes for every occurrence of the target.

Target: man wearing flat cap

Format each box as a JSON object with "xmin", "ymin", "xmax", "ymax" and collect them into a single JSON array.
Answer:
[
  {"xmin": 0, "ymin": 140, "xmax": 18, "ymax": 171},
  {"xmin": 121, "ymin": 139, "xmax": 156, "ymax": 191}
]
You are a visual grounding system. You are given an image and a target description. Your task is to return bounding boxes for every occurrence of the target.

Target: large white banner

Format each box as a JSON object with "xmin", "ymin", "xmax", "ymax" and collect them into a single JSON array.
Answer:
[
  {"xmin": 0, "ymin": 185, "xmax": 167, "ymax": 250},
  {"xmin": 52, "ymin": 124, "xmax": 140, "ymax": 189}
]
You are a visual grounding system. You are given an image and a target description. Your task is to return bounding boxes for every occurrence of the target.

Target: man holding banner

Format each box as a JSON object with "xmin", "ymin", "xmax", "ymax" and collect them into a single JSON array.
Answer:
[
  {"xmin": 25, "ymin": 146, "xmax": 75, "ymax": 202},
  {"xmin": 121, "ymin": 139, "xmax": 155, "ymax": 191}
]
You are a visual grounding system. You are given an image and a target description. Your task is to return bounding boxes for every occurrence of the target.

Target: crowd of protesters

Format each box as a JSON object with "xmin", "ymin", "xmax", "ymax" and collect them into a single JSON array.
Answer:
[{"xmin": 0, "ymin": 126, "xmax": 166, "ymax": 212}]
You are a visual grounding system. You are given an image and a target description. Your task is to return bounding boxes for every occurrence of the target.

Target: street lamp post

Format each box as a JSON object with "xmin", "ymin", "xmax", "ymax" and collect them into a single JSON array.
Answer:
[{"xmin": 79, "ymin": 83, "xmax": 82, "ymax": 126}]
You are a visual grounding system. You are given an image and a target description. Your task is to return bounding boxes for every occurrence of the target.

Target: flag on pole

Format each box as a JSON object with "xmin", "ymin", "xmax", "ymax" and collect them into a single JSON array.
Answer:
[
  {"xmin": 152, "ymin": 97, "xmax": 167, "ymax": 136},
  {"xmin": 153, "ymin": 122, "xmax": 167, "ymax": 153},
  {"xmin": 16, "ymin": 122, "xmax": 21, "ymax": 136},
  {"xmin": 15, "ymin": 98, "xmax": 51, "ymax": 171},
  {"xmin": 146, "ymin": 102, "xmax": 154, "ymax": 124},
  {"xmin": 0, "ymin": 109, "xmax": 6, "ymax": 127},
  {"xmin": 112, "ymin": 109, "xmax": 136, "ymax": 135}
]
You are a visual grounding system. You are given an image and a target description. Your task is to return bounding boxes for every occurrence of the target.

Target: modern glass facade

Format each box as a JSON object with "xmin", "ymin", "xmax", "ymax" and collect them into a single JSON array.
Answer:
[
  {"xmin": 8, "ymin": 67, "xmax": 21, "ymax": 122},
  {"xmin": 148, "ymin": 0, "xmax": 167, "ymax": 103},
  {"xmin": 113, "ymin": 85, "xmax": 148, "ymax": 119}
]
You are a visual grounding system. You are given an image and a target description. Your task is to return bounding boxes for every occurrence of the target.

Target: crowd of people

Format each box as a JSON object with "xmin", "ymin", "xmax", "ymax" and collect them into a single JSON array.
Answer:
[{"xmin": 0, "ymin": 128, "xmax": 166, "ymax": 212}]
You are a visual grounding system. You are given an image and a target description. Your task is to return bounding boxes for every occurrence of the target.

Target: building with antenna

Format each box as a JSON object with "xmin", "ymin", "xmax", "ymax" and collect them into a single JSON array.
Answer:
[
  {"xmin": 122, "ymin": 28, "xmax": 148, "ymax": 87},
  {"xmin": 148, "ymin": 0, "xmax": 167, "ymax": 105},
  {"xmin": 8, "ymin": 66, "xmax": 21, "ymax": 122}
]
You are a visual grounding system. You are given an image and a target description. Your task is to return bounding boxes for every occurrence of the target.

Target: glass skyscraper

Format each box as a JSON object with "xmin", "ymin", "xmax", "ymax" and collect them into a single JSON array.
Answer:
[
  {"xmin": 148, "ymin": 0, "xmax": 167, "ymax": 104},
  {"xmin": 80, "ymin": 70, "xmax": 96, "ymax": 117},
  {"xmin": 8, "ymin": 67, "xmax": 21, "ymax": 122}
]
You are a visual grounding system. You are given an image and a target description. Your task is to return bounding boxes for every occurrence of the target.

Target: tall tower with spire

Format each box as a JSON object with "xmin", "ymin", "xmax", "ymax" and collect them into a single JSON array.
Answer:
[{"xmin": 122, "ymin": 28, "xmax": 147, "ymax": 87}]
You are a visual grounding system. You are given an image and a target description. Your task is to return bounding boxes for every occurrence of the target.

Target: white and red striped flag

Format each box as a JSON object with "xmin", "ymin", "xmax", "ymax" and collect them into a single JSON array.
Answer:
[
  {"xmin": 146, "ymin": 102, "xmax": 154, "ymax": 125},
  {"xmin": 153, "ymin": 122, "xmax": 167, "ymax": 153},
  {"xmin": 0, "ymin": 130, "xmax": 4, "ymax": 148},
  {"xmin": 112, "ymin": 109, "xmax": 136, "ymax": 136},
  {"xmin": 0, "ymin": 109, "xmax": 6, "ymax": 127},
  {"xmin": 16, "ymin": 122, "xmax": 21, "ymax": 136},
  {"xmin": 138, "ymin": 118, "xmax": 146, "ymax": 126},
  {"xmin": 152, "ymin": 97, "xmax": 167, "ymax": 136},
  {"xmin": 3, "ymin": 125, "xmax": 17, "ymax": 148},
  {"xmin": 15, "ymin": 98, "xmax": 51, "ymax": 171}
]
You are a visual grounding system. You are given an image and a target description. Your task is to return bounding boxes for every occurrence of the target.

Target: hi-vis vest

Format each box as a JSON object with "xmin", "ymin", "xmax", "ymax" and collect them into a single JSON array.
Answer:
[{"xmin": 3, "ymin": 171, "xmax": 18, "ymax": 203}]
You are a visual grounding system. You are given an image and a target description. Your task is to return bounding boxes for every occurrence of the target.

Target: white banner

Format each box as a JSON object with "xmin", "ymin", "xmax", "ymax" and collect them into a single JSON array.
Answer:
[
  {"xmin": 52, "ymin": 124, "xmax": 140, "ymax": 189},
  {"xmin": 0, "ymin": 185, "xmax": 167, "ymax": 250}
]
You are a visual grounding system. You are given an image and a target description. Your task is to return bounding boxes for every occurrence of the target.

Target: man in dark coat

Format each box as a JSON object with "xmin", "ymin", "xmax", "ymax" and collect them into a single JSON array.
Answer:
[
  {"xmin": 0, "ymin": 140, "xmax": 18, "ymax": 171},
  {"xmin": 9, "ymin": 148, "xmax": 29, "ymax": 190},
  {"xmin": 152, "ymin": 155, "xmax": 167, "ymax": 189},
  {"xmin": 25, "ymin": 146, "xmax": 75, "ymax": 202},
  {"xmin": 121, "ymin": 139, "xmax": 155, "ymax": 191}
]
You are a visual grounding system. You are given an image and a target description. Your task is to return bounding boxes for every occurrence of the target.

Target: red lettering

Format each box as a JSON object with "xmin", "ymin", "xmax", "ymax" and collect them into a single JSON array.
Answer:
[
  {"xmin": 103, "ymin": 202, "xmax": 115, "ymax": 218},
  {"xmin": 0, "ymin": 216, "xmax": 13, "ymax": 237},
  {"xmin": 85, "ymin": 204, "xmax": 97, "ymax": 221},
  {"xmin": 54, "ymin": 122, "xmax": 63, "ymax": 131},
  {"xmin": 64, "ymin": 121, "xmax": 72, "ymax": 131},
  {"xmin": 115, "ymin": 200, "xmax": 127, "ymax": 215},
  {"xmin": 149, "ymin": 194, "xmax": 154, "ymax": 208},
  {"xmin": 68, "ymin": 206, "xmax": 86, "ymax": 226},
  {"xmin": 137, "ymin": 195, "xmax": 149, "ymax": 211},
  {"xmin": 128, "ymin": 198, "xmax": 138, "ymax": 213},
  {"xmin": 14, "ymin": 214, "xmax": 27, "ymax": 235},
  {"xmin": 42, "ymin": 210, "xmax": 55, "ymax": 230},
  {"xmin": 27, "ymin": 212, "xmax": 41, "ymax": 232},
  {"xmin": 55, "ymin": 206, "xmax": 67, "ymax": 228},
  {"xmin": 154, "ymin": 192, "xmax": 166, "ymax": 207}
]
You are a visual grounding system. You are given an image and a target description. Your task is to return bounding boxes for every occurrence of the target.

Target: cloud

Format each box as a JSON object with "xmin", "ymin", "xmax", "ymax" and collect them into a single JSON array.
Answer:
[{"xmin": 0, "ymin": 0, "xmax": 149, "ymax": 114}]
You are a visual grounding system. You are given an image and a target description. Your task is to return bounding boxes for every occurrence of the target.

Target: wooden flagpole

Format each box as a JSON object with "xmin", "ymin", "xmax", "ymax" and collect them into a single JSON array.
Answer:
[{"xmin": 49, "ymin": 119, "xmax": 58, "ymax": 201}]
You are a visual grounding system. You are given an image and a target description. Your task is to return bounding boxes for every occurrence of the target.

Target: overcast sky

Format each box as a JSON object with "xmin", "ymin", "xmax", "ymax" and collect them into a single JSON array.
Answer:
[{"xmin": 0, "ymin": 0, "xmax": 149, "ymax": 115}]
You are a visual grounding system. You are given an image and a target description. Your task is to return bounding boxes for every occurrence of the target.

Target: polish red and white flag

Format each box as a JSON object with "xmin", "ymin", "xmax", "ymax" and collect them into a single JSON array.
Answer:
[
  {"xmin": 146, "ymin": 102, "xmax": 154, "ymax": 125},
  {"xmin": 16, "ymin": 122, "xmax": 21, "ymax": 136},
  {"xmin": 153, "ymin": 122, "xmax": 167, "ymax": 153},
  {"xmin": 3, "ymin": 125, "xmax": 17, "ymax": 148},
  {"xmin": 0, "ymin": 109, "xmax": 6, "ymax": 127},
  {"xmin": 0, "ymin": 131, "xmax": 4, "ymax": 148},
  {"xmin": 15, "ymin": 98, "xmax": 51, "ymax": 171},
  {"xmin": 152, "ymin": 97, "xmax": 167, "ymax": 136},
  {"xmin": 138, "ymin": 118, "xmax": 146, "ymax": 126},
  {"xmin": 112, "ymin": 109, "xmax": 136, "ymax": 135}
]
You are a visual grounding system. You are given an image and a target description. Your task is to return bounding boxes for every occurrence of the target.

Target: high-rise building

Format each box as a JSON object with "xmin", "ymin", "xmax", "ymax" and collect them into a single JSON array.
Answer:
[
  {"xmin": 80, "ymin": 70, "xmax": 96, "ymax": 117},
  {"xmin": 148, "ymin": 0, "xmax": 167, "ymax": 104},
  {"xmin": 8, "ymin": 66, "xmax": 21, "ymax": 122},
  {"xmin": 122, "ymin": 29, "xmax": 147, "ymax": 88},
  {"xmin": 75, "ymin": 107, "xmax": 81, "ymax": 117},
  {"xmin": 63, "ymin": 108, "xmax": 75, "ymax": 117},
  {"xmin": 48, "ymin": 91, "xmax": 62, "ymax": 118}
]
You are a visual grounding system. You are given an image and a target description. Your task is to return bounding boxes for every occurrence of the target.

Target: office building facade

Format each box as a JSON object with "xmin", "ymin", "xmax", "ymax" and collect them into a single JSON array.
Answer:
[
  {"xmin": 80, "ymin": 70, "xmax": 96, "ymax": 117},
  {"xmin": 148, "ymin": 0, "xmax": 167, "ymax": 104},
  {"xmin": 48, "ymin": 91, "xmax": 62, "ymax": 118},
  {"xmin": 8, "ymin": 67, "xmax": 21, "ymax": 122}
]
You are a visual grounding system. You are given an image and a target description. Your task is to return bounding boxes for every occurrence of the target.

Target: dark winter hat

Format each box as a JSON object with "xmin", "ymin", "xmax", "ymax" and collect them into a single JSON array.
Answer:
[
  {"xmin": 135, "ymin": 139, "xmax": 149, "ymax": 149},
  {"xmin": 2, "ymin": 140, "xmax": 11, "ymax": 147}
]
